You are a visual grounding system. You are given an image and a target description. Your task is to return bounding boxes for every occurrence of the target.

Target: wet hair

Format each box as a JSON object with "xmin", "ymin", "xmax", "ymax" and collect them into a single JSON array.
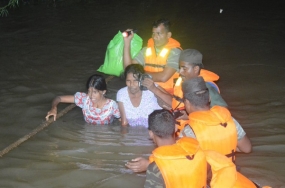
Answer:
[
  {"xmin": 182, "ymin": 77, "xmax": 209, "ymax": 107},
  {"xmin": 148, "ymin": 109, "xmax": 175, "ymax": 138},
  {"xmin": 86, "ymin": 74, "xmax": 107, "ymax": 91},
  {"xmin": 153, "ymin": 18, "xmax": 171, "ymax": 32},
  {"xmin": 124, "ymin": 64, "xmax": 145, "ymax": 81}
]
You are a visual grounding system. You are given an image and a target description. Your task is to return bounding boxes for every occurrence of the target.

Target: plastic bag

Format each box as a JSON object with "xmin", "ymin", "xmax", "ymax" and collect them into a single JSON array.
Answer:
[{"xmin": 97, "ymin": 31, "xmax": 143, "ymax": 76}]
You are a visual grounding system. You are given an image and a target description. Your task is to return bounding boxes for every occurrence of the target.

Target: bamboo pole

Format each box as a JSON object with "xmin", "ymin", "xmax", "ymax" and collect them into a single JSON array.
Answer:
[{"xmin": 0, "ymin": 76, "xmax": 114, "ymax": 157}]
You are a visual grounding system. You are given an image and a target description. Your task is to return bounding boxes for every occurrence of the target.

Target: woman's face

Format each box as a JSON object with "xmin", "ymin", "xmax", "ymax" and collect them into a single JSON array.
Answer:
[
  {"xmin": 126, "ymin": 72, "xmax": 140, "ymax": 94},
  {"xmin": 88, "ymin": 87, "xmax": 105, "ymax": 102}
]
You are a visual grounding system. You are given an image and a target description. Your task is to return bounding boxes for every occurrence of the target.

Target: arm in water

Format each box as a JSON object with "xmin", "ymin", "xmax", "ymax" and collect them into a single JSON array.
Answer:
[
  {"xmin": 118, "ymin": 101, "xmax": 128, "ymax": 126},
  {"xmin": 125, "ymin": 157, "xmax": 150, "ymax": 172},
  {"xmin": 45, "ymin": 95, "xmax": 75, "ymax": 121}
]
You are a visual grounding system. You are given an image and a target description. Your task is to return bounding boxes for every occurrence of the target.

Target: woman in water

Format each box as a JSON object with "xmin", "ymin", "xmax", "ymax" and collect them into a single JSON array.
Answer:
[
  {"xmin": 46, "ymin": 74, "xmax": 120, "ymax": 124},
  {"xmin": 117, "ymin": 64, "xmax": 162, "ymax": 127}
]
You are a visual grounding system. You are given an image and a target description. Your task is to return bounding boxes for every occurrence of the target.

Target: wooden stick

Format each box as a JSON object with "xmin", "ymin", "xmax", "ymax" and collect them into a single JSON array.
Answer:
[{"xmin": 0, "ymin": 75, "xmax": 114, "ymax": 157}]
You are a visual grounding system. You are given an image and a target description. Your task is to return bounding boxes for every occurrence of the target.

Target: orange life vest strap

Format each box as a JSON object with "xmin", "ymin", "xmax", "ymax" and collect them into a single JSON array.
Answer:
[{"xmin": 225, "ymin": 149, "xmax": 236, "ymax": 163}]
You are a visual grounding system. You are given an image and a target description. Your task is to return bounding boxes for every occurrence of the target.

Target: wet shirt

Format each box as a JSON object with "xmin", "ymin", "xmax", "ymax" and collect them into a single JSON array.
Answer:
[
  {"xmin": 74, "ymin": 92, "xmax": 120, "ymax": 125},
  {"xmin": 116, "ymin": 87, "xmax": 162, "ymax": 127},
  {"xmin": 206, "ymin": 82, "xmax": 228, "ymax": 108}
]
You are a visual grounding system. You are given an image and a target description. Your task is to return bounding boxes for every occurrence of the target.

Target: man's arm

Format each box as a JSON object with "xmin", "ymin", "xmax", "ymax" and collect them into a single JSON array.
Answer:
[
  {"xmin": 144, "ymin": 162, "xmax": 165, "ymax": 188},
  {"xmin": 146, "ymin": 66, "xmax": 177, "ymax": 82},
  {"xmin": 142, "ymin": 78, "xmax": 172, "ymax": 107},
  {"xmin": 233, "ymin": 117, "xmax": 252, "ymax": 153},
  {"xmin": 125, "ymin": 157, "xmax": 150, "ymax": 172},
  {"xmin": 146, "ymin": 48, "xmax": 180, "ymax": 82},
  {"xmin": 123, "ymin": 30, "xmax": 139, "ymax": 68},
  {"xmin": 237, "ymin": 135, "xmax": 252, "ymax": 153}
]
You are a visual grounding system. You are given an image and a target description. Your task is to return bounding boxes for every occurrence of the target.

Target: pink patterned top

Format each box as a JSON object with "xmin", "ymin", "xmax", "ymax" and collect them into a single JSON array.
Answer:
[{"xmin": 74, "ymin": 92, "xmax": 120, "ymax": 125}]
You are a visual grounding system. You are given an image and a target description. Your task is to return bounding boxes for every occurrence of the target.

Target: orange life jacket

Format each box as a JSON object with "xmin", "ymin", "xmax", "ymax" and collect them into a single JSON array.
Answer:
[
  {"xmin": 150, "ymin": 137, "xmax": 207, "ymax": 188},
  {"xmin": 172, "ymin": 69, "xmax": 220, "ymax": 109},
  {"xmin": 186, "ymin": 106, "xmax": 237, "ymax": 162},
  {"xmin": 204, "ymin": 150, "xmax": 257, "ymax": 188},
  {"xmin": 144, "ymin": 38, "xmax": 181, "ymax": 94},
  {"xmin": 173, "ymin": 70, "xmax": 220, "ymax": 136},
  {"xmin": 149, "ymin": 138, "xmax": 256, "ymax": 188},
  {"xmin": 199, "ymin": 69, "xmax": 220, "ymax": 93}
]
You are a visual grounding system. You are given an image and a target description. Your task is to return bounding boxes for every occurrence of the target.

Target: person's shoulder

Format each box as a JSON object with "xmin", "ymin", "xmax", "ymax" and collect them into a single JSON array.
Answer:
[
  {"xmin": 117, "ymin": 86, "xmax": 127, "ymax": 93},
  {"xmin": 135, "ymin": 47, "xmax": 147, "ymax": 56},
  {"xmin": 205, "ymin": 82, "xmax": 228, "ymax": 108},
  {"xmin": 211, "ymin": 105, "xmax": 228, "ymax": 111},
  {"xmin": 206, "ymin": 83, "xmax": 219, "ymax": 94},
  {"xmin": 170, "ymin": 48, "xmax": 182, "ymax": 53},
  {"xmin": 168, "ymin": 48, "xmax": 181, "ymax": 60},
  {"xmin": 106, "ymin": 98, "xmax": 115, "ymax": 103},
  {"xmin": 117, "ymin": 87, "xmax": 128, "ymax": 100},
  {"xmin": 141, "ymin": 47, "xmax": 147, "ymax": 51},
  {"xmin": 205, "ymin": 82, "xmax": 219, "ymax": 93},
  {"xmin": 74, "ymin": 92, "xmax": 87, "ymax": 98},
  {"xmin": 107, "ymin": 98, "xmax": 118, "ymax": 105}
]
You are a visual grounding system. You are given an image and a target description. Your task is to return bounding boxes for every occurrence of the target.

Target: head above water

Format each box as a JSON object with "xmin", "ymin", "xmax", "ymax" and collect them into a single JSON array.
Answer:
[
  {"xmin": 179, "ymin": 49, "xmax": 204, "ymax": 81},
  {"xmin": 153, "ymin": 18, "xmax": 171, "ymax": 32},
  {"xmin": 182, "ymin": 77, "xmax": 209, "ymax": 108},
  {"xmin": 152, "ymin": 18, "xmax": 172, "ymax": 48},
  {"xmin": 148, "ymin": 109, "xmax": 175, "ymax": 139},
  {"xmin": 86, "ymin": 74, "xmax": 107, "ymax": 91},
  {"xmin": 124, "ymin": 64, "xmax": 145, "ymax": 94},
  {"xmin": 124, "ymin": 64, "xmax": 145, "ymax": 81}
]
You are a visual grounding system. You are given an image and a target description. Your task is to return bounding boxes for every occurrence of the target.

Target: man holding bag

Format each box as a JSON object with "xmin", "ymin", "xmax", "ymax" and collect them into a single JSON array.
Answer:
[{"xmin": 123, "ymin": 19, "xmax": 182, "ymax": 94}]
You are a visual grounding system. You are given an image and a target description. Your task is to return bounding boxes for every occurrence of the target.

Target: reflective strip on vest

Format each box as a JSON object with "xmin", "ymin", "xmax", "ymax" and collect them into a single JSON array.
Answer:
[
  {"xmin": 146, "ymin": 47, "xmax": 152, "ymax": 57},
  {"xmin": 144, "ymin": 38, "xmax": 181, "ymax": 92},
  {"xmin": 159, "ymin": 48, "xmax": 168, "ymax": 57},
  {"xmin": 175, "ymin": 77, "xmax": 182, "ymax": 87}
]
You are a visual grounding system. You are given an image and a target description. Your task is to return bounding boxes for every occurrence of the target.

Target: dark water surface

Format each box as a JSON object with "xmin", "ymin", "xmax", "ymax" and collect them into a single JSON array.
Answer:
[{"xmin": 0, "ymin": 1, "xmax": 285, "ymax": 187}]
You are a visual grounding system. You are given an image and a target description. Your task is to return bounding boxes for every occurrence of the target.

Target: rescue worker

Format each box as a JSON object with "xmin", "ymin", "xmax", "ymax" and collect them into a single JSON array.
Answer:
[
  {"xmin": 125, "ymin": 49, "xmax": 251, "ymax": 173},
  {"xmin": 123, "ymin": 18, "xmax": 181, "ymax": 94},
  {"xmin": 143, "ymin": 49, "xmax": 251, "ymax": 152},
  {"xmin": 144, "ymin": 109, "xmax": 258, "ymax": 188},
  {"xmin": 172, "ymin": 49, "xmax": 227, "ymax": 110}
]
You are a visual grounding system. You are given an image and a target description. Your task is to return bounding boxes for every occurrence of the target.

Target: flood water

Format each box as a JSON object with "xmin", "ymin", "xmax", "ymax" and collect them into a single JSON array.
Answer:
[{"xmin": 0, "ymin": 1, "xmax": 284, "ymax": 187}]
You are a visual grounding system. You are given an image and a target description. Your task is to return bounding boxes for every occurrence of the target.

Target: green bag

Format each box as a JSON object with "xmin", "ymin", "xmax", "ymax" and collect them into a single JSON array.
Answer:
[{"xmin": 97, "ymin": 31, "xmax": 143, "ymax": 76}]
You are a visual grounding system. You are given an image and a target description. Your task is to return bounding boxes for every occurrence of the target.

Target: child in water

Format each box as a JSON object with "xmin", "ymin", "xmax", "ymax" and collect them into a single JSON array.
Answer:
[{"xmin": 45, "ymin": 74, "xmax": 120, "ymax": 124}]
